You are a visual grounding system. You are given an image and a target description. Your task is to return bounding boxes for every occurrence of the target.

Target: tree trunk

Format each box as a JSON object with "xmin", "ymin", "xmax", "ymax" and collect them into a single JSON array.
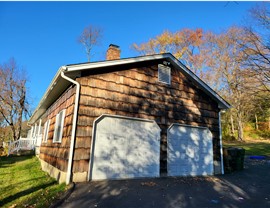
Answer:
[
  {"xmin": 268, "ymin": 116, "xmax": 270, "ymax": 130},
  {"xmin": 237, "ymin": 111, "xmax": 244, "ymax": 141},
  {"xmin": 16, "ymin": 86, "xmax": 26, "ymax": 140},
  {"xmin": 255, "ymin": 114, "xmax": 259, "ymax": 130},
  {"xmin": 10, "ymin": 124, "xmax": 16, "ymax": 141},
  {"xmin": 230, "ymin": 113, "xmax": 235, "ymax": 137}
]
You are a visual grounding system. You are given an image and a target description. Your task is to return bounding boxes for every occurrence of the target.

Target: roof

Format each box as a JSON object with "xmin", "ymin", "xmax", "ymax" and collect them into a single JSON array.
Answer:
[{"xmin": 29, "ymin": 53, "xmax": 230, "ymax": 124}]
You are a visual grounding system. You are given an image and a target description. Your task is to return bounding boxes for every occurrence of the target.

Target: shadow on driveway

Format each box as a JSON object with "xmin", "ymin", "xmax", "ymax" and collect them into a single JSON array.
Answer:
[{"xmin": 59, "ymin": 159, "xmax": 270, "ymax": 208}]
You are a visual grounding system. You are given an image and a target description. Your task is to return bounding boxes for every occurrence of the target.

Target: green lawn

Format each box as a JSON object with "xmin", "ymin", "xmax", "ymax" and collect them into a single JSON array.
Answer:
[
  {"xmin": 223, "ymin": 139, "xmax": 270, "ymax": 156},
  {"xmin": 0, "ymin": 155, "xmax": 67, "ymax": 208}
]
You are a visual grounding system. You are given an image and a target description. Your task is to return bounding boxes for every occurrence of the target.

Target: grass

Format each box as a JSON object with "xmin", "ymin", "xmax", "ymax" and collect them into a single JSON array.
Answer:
[
  {"xmin": 223, "ymin": 137, "xmax": 270, "ymax": 156},
  {"xmin": 0, "ymin": 155, "xmax": 67, "ymax": 208},
  {"xmin": 245, "ymin": 130, "xmax": 270, "ymax": 140}
]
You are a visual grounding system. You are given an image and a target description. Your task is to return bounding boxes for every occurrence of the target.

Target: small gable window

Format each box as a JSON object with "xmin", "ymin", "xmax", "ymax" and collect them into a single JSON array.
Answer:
[
  {"xmin": 158, "ymin": 64, "xmax": 171, "ymax": 85},
  {"xmin": 53, "ymin": 109, "xmax": 66, "ymax": 143},
  {"xmin": 43, "ymin": 119, "xmax": 50, "ymax": 143}
]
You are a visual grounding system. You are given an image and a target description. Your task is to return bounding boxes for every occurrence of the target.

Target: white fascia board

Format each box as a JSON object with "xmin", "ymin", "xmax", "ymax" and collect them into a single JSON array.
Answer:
[{"xmin": 65, "ymin": 54, "xmax": 170, "ymax": 72}]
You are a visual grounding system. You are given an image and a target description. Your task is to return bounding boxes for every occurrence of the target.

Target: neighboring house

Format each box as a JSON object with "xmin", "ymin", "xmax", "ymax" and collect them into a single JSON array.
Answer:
[{"xmin": 28, "ymin": 44, "xmax": 230, "ymax": 184}]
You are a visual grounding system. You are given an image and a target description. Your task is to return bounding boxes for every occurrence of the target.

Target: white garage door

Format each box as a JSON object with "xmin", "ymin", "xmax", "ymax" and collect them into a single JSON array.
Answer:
[
  {"xmin": 90, "ymin": 115, "xmax": 161, "ymax": 180},
  {"xmin": 167, "ymin": 124, "xmax": 214, "ymax": 176}
]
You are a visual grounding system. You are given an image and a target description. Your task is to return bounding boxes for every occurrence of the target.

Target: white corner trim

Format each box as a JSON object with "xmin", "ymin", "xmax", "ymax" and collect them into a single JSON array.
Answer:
[{"xmin": 219, "ymin": 111, "xmax": 224, "ymax": 174}]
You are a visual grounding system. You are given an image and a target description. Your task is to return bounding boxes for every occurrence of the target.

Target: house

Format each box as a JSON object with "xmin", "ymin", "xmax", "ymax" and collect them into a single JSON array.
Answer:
[{"xmin": 28, "ymin": 44, "xmax": 230, "ymax": 184}]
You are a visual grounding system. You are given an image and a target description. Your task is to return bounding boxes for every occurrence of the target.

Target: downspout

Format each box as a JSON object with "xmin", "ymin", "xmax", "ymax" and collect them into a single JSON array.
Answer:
[
  {"xmin": 219, "ymin": 111, "xmax": 224, "ymax": 175},
  {"xmin": 60, "ymin": 69, "xmax": 81, "ymax": 185}
]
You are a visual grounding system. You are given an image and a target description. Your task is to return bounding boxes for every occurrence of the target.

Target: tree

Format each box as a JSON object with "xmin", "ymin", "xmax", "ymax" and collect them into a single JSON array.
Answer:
[
  {"xmin": 0, "ymin": 58, "xmax": 29, "ymax": 141},
  {"xmin": 246, "ymin": 90, "xmax": 270, "ymax": 130},
  {"xmin": 132, "ymin": 28, "xmax": 206, "ymax": 75},
  {"xmin": 132, "ymin": 26, "xmax": 268, "ymax": 141},
  {"xmin": 242, "ymin": 3, "xmax": 270, "ymax": 91},
  {"xmin": 201, "ymin": 27, "xmax": 260, "ymax": 141},
  {"xmin": 78, "ymin": 25, "xmax": 103, "ymax": 62}
]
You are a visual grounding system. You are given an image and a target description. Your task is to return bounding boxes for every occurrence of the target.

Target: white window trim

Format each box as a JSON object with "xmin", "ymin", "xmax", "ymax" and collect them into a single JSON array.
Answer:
[
  {"xmin": 158, "ymin": 64, "xmax": 171, "ymax": 85},
  {"xmin": 53, "ymin": 109, "xmax": 66, "ymax": 143},
  {"xmin": 43, "ymin": 119, "xmax": 51, "ymax": 143}
]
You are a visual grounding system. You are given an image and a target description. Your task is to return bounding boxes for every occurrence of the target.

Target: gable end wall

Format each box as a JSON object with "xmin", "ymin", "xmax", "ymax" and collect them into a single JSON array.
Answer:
[{"xmin": 74, "ymin": 63, "xmax": 221, "ymax": 181}]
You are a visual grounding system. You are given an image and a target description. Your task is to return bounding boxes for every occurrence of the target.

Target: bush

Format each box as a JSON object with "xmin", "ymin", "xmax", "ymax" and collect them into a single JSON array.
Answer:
[{"xmin": 0, "ymin": 146, "xmax": 8, "ymax": 156}]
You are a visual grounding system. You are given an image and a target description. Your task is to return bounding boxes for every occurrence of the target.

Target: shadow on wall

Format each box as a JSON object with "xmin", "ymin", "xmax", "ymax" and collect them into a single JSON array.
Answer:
[
  {"xmin": 89, "ymin": 115, "xmax": 161, "ymax": 180},
  {"xmin": 88, "ymin": 64, "xmax": 220, "ymax": 180},
  {"xmin": 132, "ymin": 65, "xmax": 221, "ymax": 175},
  {"xmin": 167, "ymin": 124, "xmax": 213, "ymax": 177}
]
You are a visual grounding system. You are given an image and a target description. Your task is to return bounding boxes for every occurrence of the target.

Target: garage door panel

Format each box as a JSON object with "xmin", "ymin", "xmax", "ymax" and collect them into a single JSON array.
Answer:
[
  {"xmin": 95, "ymin": 134, "xmax": 112, "ymax": 155},
  {"xmin": 129, "ymin": 164, "xmax": 159, "ymax": 178},
  {"xmin": 91, "ymin": 115, "xmax": 160, "ymax": 180},
  {"xmin": 168, "ymin": 164, "xmax": 178, "ymax": 175},
  {"xmin": 93, "ymin": 159, "xmax": 128, "ymax": 180},
  {"xmin": 168, "ymin": 124, "xmax": 214, "ymax": 177}
]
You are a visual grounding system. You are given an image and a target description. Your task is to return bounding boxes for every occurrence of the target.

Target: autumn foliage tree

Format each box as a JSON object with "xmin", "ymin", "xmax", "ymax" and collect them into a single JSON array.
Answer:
[
  {"xmin": 202, "ymin": 27, "xmax": 262, "ymax": 141},
  {"xmin": 0, "ymin": 58, "xmax": 29, "ymax": 141},
  {"xmin": 132, "ymin": 28, "xmax": 206, "ymax": 75},
  {"xmin": 132, "ymin": 26, "xmax": 266, "ymax": 141}
]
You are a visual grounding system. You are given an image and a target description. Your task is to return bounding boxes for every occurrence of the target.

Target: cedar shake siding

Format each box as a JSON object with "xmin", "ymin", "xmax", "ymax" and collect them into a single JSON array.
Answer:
[
  {"xmin": 39, "ymin": 85, "xmax": 76, "ymax": 173},
  {"xmin": 28, "ymin": 52, "xmax": 229, "ymax": 183},
  {"xmin": 74, "ymin": 61, "xmax": 220, "ymax": 175}
]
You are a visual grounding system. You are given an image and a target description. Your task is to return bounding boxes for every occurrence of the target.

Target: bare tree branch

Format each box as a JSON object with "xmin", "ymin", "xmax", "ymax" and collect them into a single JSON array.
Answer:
[
  {"xmin": 0, "ymin": 58, "xmax": 29, "ymax": 141},
  {"xmin": 78, "ymin": 25, "xmax": 103, "ymax": 62}
]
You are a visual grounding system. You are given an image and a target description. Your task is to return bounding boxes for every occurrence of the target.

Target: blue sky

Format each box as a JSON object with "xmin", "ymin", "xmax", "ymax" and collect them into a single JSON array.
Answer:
[{"xmin": 0, "ymin": 1, "xmax": 257, "ymax": 110}]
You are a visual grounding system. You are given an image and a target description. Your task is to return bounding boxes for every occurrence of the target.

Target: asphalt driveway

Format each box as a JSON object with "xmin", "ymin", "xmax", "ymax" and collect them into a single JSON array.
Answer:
[{"xmin": 59, "ymin": 158, "xmax": 270, "ymax": 208}]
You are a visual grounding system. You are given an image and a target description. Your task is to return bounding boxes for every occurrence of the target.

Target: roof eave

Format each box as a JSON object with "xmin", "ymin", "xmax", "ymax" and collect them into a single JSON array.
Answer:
[
  {"xmin": 29, "ymin": 53, "xmax": 230, "ymax": 124},
  {"xmin": 65, "ymin": 53, "xmax": 172, "ymax": 72},
  {"xmin": 28, "ymin": 66, "xmax": 67, "ymax": 124},
  {"xmin": 65, "ymin": 53, "xmax": 230, "ymax": 109}
]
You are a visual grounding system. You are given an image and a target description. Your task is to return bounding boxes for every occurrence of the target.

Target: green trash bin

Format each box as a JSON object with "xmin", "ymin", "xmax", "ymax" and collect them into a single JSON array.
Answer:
[
  {"xmin": 235, "ymin": 148, "xmax": 245, "ymax": 171},
  {"xmin": 223, "ymin": 147, "xmax": 245, "ymax": 173}
]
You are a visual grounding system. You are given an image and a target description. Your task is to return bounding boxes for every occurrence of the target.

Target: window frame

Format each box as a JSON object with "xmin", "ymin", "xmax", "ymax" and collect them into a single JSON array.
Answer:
[
  {"xmin": 158, "ymin": 64, "xmax": 171, "ymax": 85},
  {"xmin": 42, "ymin": 119, "xmax": 51, "ymax": 143},
  {"xmin": 53, "ymin": 109, "xmax": 66, "ymax": 143}
]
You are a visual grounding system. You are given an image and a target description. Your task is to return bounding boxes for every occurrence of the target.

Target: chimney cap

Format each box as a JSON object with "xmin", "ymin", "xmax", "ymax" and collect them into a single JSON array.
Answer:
[{"xmin": 109, "ymin": 44, "xmax": 120, "ymax": 49}]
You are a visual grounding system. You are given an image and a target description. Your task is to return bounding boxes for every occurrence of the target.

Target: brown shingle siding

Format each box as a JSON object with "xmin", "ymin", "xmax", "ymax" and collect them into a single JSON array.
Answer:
[
  {"xmin": 39, "ymin": 85, "xmax": 76, "ymax": 172},
  {"xmin": 74, "ymin": 63, "xmax": 221, "ymax": 174}
]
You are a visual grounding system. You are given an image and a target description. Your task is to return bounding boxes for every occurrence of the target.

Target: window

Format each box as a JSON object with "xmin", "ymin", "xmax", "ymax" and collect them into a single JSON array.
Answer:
[
  {"xmin": 53, "ymin": 110, "xmax": 66, "ymax": 143},
  {"xmin": 43, "ymin": 119, "xmax": 50, "ymax": 143},
  {"xmin": 158, "ymin": 64, "xmax": 171, "ymax": 85}
]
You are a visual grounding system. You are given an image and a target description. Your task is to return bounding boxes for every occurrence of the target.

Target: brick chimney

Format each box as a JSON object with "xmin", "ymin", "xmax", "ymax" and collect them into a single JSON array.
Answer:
[{"xmin": 106, "ymin": 44, "xmax": 121, "ymax": 60}]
